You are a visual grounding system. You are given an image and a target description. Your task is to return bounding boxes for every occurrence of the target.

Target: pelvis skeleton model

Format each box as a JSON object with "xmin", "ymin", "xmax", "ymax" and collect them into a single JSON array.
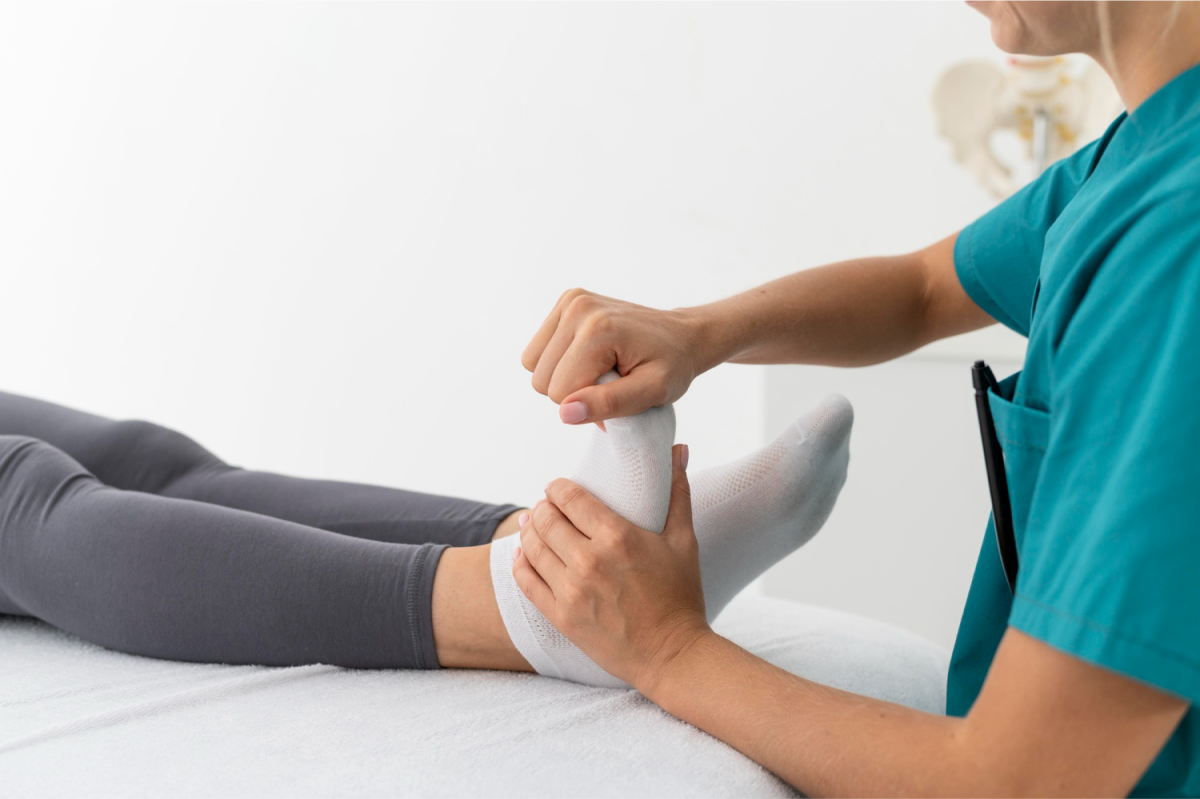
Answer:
[{"xmin": 933, "ymin": 56, "xmax": 1123, "ymax": 199}]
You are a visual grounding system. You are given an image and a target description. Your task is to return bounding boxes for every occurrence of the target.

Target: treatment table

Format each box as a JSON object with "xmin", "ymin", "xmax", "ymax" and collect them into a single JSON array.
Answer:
[{"xmin": 1, "ymin": 593, "xmax": 948, "ymax": 797}]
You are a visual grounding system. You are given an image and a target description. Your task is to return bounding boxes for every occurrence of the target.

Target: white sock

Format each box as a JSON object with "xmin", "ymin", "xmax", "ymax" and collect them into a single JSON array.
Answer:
[
  {"xmin": 692, "ymin": 393, "xmax": 853, "ymax": 621},
  {"xmin": 491, "ymin": 372, "xmax": 674, "ymax": 689},
  {"xmin": 490, "ymin": 384, "xmax": 852, "ymax": 687},
  {"xmin": 561, "ymin": 370, "xmax": 676, "ymax": 535}
]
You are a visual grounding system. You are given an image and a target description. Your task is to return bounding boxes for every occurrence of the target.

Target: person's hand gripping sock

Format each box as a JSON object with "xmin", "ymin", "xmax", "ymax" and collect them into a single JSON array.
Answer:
[
  {"xmin": 491, "ymin": 371, "xmax": 675, "ymax": 689},
  {"xmin": 490, "ymin": 376, "xmax": 853, "ymax": 688}
]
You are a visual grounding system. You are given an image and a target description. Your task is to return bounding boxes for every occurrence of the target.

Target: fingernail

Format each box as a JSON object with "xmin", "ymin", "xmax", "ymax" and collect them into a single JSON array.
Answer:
[
  {"xmin": 680, "ymin": 444, "xmax": 689, "ymax": 471},
  {"xmin": 560, "ymin": 401, "xmax": 588, "ymax": 424},
  {"xmin": 518, "ymin": 512, "xmax": 529, "ymax": 528},
  {"xmin": 513, "ymin": 546, "xmax": 521, "ymax": 562}
]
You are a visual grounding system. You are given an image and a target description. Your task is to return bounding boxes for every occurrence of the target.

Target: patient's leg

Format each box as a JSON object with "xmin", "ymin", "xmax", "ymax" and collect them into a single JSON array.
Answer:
[
  {"xmin": 0, "ymin": 434, "xmax": 531, "ymax": 671},
  {"xmin": 0, "ymin": 390, "xmax": 522, "ymax": 547},
  {"xmin": 431, "ymin": 547, "xmax": 531, "ymax": 670}
]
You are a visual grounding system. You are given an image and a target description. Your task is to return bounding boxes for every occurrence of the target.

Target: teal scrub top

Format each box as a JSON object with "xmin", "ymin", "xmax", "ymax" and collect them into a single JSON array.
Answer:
[{"xmin": 948, "ymin": 60, "xmax": 1200, "ymax": 797}]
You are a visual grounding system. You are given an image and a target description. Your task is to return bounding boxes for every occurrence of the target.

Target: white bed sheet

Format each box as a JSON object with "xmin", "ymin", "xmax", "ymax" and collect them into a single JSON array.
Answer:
[{"xmin": 1, "ymin": 594, "xmax": 949, "ymax": 797}]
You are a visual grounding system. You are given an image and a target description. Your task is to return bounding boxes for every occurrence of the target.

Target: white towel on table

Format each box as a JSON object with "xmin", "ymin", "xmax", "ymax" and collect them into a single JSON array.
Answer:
[{"xmin": 0, "ymin": 593, "xmax": 949, "ymax": 798}]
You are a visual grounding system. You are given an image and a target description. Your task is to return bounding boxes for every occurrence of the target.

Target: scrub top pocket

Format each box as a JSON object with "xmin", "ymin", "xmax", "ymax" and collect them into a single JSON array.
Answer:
[
  {"xmin": 986, "ymin": 372, "xmax": 1051, "ymax": 564},
  {"xmin": 946, "ymin": 371, "xmax": 1053, "ymax": 715}
]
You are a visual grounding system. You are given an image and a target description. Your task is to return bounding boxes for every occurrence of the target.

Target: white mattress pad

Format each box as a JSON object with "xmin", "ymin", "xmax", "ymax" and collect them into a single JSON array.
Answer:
[{"xmin": 1, "ymin": 594, "xmax": 949, "ymax": 797}]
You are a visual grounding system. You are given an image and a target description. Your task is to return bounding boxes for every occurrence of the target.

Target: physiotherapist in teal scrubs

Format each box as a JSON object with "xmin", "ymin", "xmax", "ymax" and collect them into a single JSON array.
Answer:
[{"xmin": 509, "ymin": 2, "xmax": 1200, "ymax": 795}]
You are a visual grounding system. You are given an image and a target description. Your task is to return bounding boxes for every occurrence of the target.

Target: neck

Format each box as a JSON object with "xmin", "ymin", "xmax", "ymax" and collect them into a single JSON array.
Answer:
[{"xmin": 1090, "ymin": 2, "xmax": 1200, "ymax": 111}]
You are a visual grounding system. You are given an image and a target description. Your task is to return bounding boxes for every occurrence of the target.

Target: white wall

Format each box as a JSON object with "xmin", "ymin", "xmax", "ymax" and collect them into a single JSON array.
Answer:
[
  {"xmin": 761, "ymin": 354, "xmax": 1023, "ymax": 651},
  {"xmin": 1, "ymin": 3, "xmax": 1018, "ymax": 645},
  {"xmin": 0, "ymin": 1, "xmax": 782, "ymax": 504}
]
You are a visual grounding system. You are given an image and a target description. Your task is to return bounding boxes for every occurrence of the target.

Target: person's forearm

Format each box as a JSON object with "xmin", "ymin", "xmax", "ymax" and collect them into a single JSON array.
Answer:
[
  {"xmin": 682, "ymin": 236, "xmax": 988, "ymax": 371},
  {"xmin": 686, "ymin": 256, "xmax": 933, "ymax": 369},
  {"xmin": 643, "ymin": 631, "xmax": 992, "ymax": 798}
]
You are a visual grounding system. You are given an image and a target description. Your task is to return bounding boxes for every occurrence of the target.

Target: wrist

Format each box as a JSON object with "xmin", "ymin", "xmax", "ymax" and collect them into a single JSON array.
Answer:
[
  {"xmin": 673, "ymin": 303, "xmax": 744, "ymax": 375},
  {"xmin": 634, "ymin": 622, "xmax": 722, "ymax": 703}
]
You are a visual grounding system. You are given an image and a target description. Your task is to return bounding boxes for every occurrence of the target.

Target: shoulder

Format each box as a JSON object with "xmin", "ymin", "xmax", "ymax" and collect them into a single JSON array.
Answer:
[
  {"xmin": 1112, "ymin": 185, "xmax": 1200, "ymax": 273},
  {"xmin": 1075, "ymin": 120, "xmax": 1200, "ymax": 281},
  {"xmin": 1122, "ymin": 109, "xmax": 1200, "ymax": 210},
  {"xmin": 1071, "ymin": 185, "xmax": 1200, "ymax": 337},
  {"xmin": 952, "ymin": 130, "xmax": 1116, "ymax": 336}
]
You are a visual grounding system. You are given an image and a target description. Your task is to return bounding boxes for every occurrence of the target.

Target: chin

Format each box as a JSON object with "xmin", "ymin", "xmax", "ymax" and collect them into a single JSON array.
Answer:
[
  {"xmin": 995, "ymin": 30, "xmax": 1059, "ymax": 57},
  {"xmin": 990, "ymin": 27, "xmax": 1030, "ymax": 55},
  {"xmin": 968, "ymin": 1, "xmax": 1034, "ymax": 54},
  {"xmin": 993, "ymin": 26, "xmax": 1060, "ymax": 56},
  {"xmin": 967, "ymin": 0, "xmax": 1096, "ymax": 57}
]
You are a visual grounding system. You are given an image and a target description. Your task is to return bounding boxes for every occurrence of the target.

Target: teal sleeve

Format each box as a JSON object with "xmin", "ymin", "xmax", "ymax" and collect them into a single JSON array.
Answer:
[
  {"xmin": 1009, "ymin": 188, "xmax": 1200, "ymax": 703},
  {"xmin": 954, "ymin": 137, "xmax": 1105, "ymax": 336}
]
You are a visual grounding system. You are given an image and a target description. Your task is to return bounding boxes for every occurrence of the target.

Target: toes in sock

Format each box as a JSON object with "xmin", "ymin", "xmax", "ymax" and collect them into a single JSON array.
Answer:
[
  {"xmin": 490, "ymin": 372, "xmax": 675, "ymax": 688},
  {"xmin": 691, "ymin": 393, "xmax": 853, "ymax": 621}
]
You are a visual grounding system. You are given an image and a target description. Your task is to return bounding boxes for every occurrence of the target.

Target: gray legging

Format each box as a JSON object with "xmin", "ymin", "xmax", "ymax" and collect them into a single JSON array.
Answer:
[{"xmin": 0, "ymin": 391, "xmax": 519, "ymax": 670}]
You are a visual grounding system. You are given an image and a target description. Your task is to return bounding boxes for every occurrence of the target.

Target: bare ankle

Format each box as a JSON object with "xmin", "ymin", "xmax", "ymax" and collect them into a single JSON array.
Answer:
[
  {"xmin": 491, "ymin": 509, "xmax": 528, "ymax": 541},
  {"xmin": 431, "ymin": 545, "xmax": 533, "ymax": 672}
]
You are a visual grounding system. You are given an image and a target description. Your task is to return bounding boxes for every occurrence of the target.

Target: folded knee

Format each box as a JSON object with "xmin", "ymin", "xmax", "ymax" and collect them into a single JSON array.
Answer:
[
  {"xmin": 0, "ymin": 435, "xmax": 97, "ymax": 531},
  {"xmin": 0, "ymin": 436, "xmax": 79, "ymax": 481},
  {"xmin": 87, "ymin": 419, "xmax": 223, "ymax": 494}
]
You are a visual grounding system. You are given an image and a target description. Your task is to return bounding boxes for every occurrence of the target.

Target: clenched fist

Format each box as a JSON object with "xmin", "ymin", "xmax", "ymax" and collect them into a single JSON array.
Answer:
[{"xmin": 522, "ymin": 288, "xmax": 712, "ymax": 424}]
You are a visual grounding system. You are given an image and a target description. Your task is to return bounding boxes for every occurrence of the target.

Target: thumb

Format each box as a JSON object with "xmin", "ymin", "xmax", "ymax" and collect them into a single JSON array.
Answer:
[
  {"xmin": 661, "ymin": 444, "xmax": 695, "ymax": 549},
  {"xmin": 559, "ymin": 366, "xmax": 668, "ymax": 425}
]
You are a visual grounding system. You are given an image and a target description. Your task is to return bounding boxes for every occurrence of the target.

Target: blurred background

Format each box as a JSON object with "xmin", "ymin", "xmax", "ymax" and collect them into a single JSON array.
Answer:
[{"xmin": 1, "ymin": 2, "xmax": 1093, "ymax": 649}]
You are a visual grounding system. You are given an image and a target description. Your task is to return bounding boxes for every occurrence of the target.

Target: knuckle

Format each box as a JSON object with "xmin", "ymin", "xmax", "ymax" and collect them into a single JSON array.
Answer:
[
  {"xmin": 565, "ymin": 294, "xmax": 596, "ymax": 319},
  {"xmin": 516, "ymin": 573, "xmax": 534, "ymax": 596},
  {"xmin": 522, "ymin": 529, "xmax": 545, "ymax": 559},
  {"xmin": 654, "ymin": 383, "xmax": 671, "ymax": 406},
  {"xmin": 604, "ymin": 525, "xmax": 633, "ymax": 556},
  {"xmin": 560, "ymin": 287, "xmax": 587, "ymax": 304},
  {"xmin": 581, "ymin": 311, "xmax": 614, "ymax": 338},
  {"xmin": 522, "ymin": 537, "xmax": 541, "ymax": 564},
  {"xmin": 576, "ymin": 551, "xmax": 599, "ymax": 578},
  {"xmin": 606, "ymin": 530, "xmax": 632, "ymax": 559},
  {"xmin": 537, "ymin": 516, "xmax": 558, "ymax": 542},
  {"xmin": 532, "ymin": 501, "xmax": 556, "ymax": 529},
  {"xmin": 557, "ymin": 481, "xmax": 589, "ymax": 508},
  {"xmin": 648, "ymin": 371, "xmax": 672, "ymax": 406},
  {"xmin": 601, "ymin": 517, "xmax": 627, "ymax": 540},
  {"xmin": 560, "ymin": 584, "xmax": 585, "ymax": 609},
  {"xmin": 673, "ymin": 480, "xmax": 692, "ymax": 503},
  {"xmin": 591, "ymin": 390, "xmax": 617, "ymax": 417}
]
